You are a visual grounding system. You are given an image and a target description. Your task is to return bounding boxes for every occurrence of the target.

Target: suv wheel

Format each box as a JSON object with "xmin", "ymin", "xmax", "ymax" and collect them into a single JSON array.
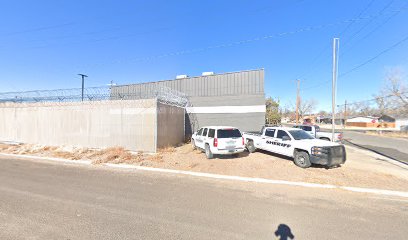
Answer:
[
  {"xmin": 205, "ymin": 144, "xmax": 214, "ymax": 159},
  {"xmin": 192, "ymin": 139, "xmax": 196, "ymax": 150},
  {"xmin": 294, "ymin": 151, "xmax": 311, "ymax": 168},
  {"xmin": 246, "ymin": 140, "xmax": 256, "ymax": 153}
]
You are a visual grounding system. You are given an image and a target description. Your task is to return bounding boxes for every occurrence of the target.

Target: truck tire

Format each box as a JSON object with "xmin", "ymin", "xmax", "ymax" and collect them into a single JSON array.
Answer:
[
  {"xmin": 192, "ymin": 139, "xmax": 196, "ymax": 150},
  {"xmin": 205, "ymin": 144, "xmax": 214, "ymax": 159},
  {"xmin": 320, "ymin": 137, "xmax": 330, "ymax": 141},
  {"xmin": 294, "ymin": 151, "xmax": 312, "ymax": 168},
  {"xmin": 246, "ymin": 140, "xmax": 256, "ymax": 153}
]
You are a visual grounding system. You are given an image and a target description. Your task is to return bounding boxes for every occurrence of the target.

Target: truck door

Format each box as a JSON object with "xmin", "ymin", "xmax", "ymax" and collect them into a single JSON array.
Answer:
[
  {"xmin": 274, "ymin": 130, "xmax": 294, "ymax": 156},
  {"xmin": 261, "ymin": 128, "xmax": 276, "ymax": 151}
]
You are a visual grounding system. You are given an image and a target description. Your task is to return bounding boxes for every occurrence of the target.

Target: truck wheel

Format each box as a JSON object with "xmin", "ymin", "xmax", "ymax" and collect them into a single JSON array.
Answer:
[
  {"xmin": 294, "ymin": 151, "xmax": 311, "ymax": 168},
  {"xmin": 246, "ymin": 140, "xmax": 256, "ymax": 153},
  {"xmin": 320, "ymin": 137, "xmax": 330, "ymax": 141},
  {"xmin": 205, "ymin": 144, "xmax": 214, "ymax": 159},
  {"xmin": 192, "ymin": 139, "xmax": 196, "ymax": 150}
]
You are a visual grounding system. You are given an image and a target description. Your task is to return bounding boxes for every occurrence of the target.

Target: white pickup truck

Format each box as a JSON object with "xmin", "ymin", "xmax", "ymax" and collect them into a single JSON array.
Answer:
[
  {"xmin": 293, "ymin": 125, "xmax": 343, "ymax": 142},
  {"xmin": 243, "ymin": 126, "xmax": 346, "ymax": 168}
]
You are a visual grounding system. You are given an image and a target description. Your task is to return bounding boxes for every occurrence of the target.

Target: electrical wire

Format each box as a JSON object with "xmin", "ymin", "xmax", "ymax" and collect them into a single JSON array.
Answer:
[{"xmin": 339, "ymin": 33, "xmax": 408, "ymax": 78}]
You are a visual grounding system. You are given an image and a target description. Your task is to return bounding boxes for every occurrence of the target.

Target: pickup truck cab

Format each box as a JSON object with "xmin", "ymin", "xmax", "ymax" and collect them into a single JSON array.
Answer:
[
  {"xmin": 191, "ymin": 126, "xmax": 245, "ymax": 159},
  {"xmin": 243, "ymin": 126, "xmax": 346, "ymax": 168},
  {"xmin": 293, "ymin": 125, "xmax": 343, "ymax": 142}
]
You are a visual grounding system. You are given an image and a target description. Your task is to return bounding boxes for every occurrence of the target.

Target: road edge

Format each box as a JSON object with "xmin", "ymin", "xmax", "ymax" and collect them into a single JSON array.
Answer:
[{"xmin": 1, "ymin": 152, "xmax": 407, "ymax": 198}]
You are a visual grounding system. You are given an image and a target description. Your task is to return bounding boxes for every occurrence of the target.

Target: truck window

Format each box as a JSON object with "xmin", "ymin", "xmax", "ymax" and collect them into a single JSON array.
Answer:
[
  {"xmin": 197, "ymin": 128, "xmax": 203, "ymax": 136},
  {"xmin": 289, "ymin": 130, "xmax": 314, "ymax": 140},
  {"xmin": 203, "ymin": 128, "xmax": 208, "ymax": 136},
  {"xmin": 217, "ymin": 129, "xmax": 242, "ymax": 138},
  {"xmin": 276, "ymin": 130, "xmax": 290, "ymax": 140},
  {"xmin": 302, "ymin": 126, "xmax": 312, "ymax": 132},
  {"xmin": 208, "ymin": 129, "xmax": 215, "ymax": 138},
  {"xmin": 265, "ymin": 129, "xmax": 276, "ymax": 137}
]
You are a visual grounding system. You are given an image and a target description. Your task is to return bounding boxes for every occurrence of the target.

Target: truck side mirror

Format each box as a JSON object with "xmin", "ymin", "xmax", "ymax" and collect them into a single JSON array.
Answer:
[{"xmin": 282, "ymin": 136, "xmax": 291, "ymax": 141}]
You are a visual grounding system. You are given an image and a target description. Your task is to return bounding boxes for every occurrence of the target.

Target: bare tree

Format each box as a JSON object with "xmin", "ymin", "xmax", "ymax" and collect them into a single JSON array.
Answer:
[
  {"xmin": 298, "ymin": 98, "xmax": 318, "ymax": 119},
  {"xmin": 375, "ymin": 68, "xmax": 408, "ymax": 115}
]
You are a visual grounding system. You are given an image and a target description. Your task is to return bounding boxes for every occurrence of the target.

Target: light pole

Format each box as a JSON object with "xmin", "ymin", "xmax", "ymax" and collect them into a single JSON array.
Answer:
[
  {"xmin": 78, "ymin": 74, "xmax": 88, "ymax": 102},
  {"xmin": 331, "ymin": 38, "xmax": 340, "ymax": 142}
]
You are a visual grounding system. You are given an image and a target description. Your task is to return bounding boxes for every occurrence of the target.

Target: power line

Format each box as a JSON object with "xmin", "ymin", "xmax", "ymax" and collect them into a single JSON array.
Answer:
[
  {"xmin": 300, "ymin": 0, "xmax": 377, "ymax": 81},
  {"xmin": 337, "ymin": 90, "xmax": 408, "ymax": 107},
  {"xmin": 341, "ymin": 0, "xmax": 395, "ymax": 53},
  {"xmin": 354, "ymin": 1, "xmax": 408, "ymax": 44},
  {"xmin": 302, "ymin": 32, "xmax": 408, "ymax": 91},
  {"xmin": 339, "ymin": 33, "xmax": 408, "ymax": 78},
  {"xmin": 0, "ymin": 22, "xmax": 76, "ymax": 37},
  {"xmin": 81, "ymin": 12, "xmax": 395, "ymax": 69}
]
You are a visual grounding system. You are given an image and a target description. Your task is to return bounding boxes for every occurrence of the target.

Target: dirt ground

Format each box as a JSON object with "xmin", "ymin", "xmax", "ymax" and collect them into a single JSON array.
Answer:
[{"xmin": 1, "ymin": 143, "xmax": 407, "ymax": 191}]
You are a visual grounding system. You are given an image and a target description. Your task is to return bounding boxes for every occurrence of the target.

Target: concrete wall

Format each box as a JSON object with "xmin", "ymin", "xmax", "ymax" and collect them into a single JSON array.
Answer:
[
  {"xmin": 0, "ymin": 99, "xmax": 159, "ymax": 152},
  {"xmin": 156, "ymin": 102, "xmax": 185, "ymax": 148}
]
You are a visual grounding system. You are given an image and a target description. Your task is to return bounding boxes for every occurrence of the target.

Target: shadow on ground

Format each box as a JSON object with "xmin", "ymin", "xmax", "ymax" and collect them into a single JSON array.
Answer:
[{"xmin": 274, "ymin": 224, "xmax": 295, "ymax": 240}]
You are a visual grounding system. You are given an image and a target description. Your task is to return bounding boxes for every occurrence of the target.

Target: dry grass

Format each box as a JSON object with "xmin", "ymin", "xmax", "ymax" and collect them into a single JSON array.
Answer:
[{"xmin": 158, "ymin": 146, "xmax": 176, "ymax": 153}]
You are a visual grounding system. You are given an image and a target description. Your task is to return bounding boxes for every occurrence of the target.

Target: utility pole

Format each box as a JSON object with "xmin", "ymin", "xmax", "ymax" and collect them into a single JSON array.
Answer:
[
  {"xmin": 295, "ymin": 79, "xmax": 300, "ymax": 125},
  {"xmin": 331, "ymin": 38, "xmax": 340, "ymax": 142},
  {"xmin": 78, "ymin": 74, "xmax": 88, "ymax": 102}
]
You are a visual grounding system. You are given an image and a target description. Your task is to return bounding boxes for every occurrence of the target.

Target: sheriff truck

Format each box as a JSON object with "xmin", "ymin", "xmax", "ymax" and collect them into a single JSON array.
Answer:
[{"xmin": 243, "ymin": 126, "xmax": 346, "ymax": 168}]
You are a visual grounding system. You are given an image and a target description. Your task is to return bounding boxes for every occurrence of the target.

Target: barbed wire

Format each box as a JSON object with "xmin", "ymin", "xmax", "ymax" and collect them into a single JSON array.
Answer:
[{"xmin": 0, "ymin": 85, "xmax": 189, "ymax": 108}]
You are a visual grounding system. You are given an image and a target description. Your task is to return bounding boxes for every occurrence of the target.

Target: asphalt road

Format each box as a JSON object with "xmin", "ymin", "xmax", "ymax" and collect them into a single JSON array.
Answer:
[
  {"xmin": 342, "ymin": 130, "xmax": 408, "ymax": 164},
  {"xmin": 1, "ymin": 156, "xmax": 407, "ymax": 240}
]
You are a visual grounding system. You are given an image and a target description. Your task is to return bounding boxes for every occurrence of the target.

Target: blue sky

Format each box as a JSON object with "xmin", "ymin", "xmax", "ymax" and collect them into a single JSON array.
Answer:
[{"xmin": 1, "ymin": 0, "xmax": 407, "ymax": 111}]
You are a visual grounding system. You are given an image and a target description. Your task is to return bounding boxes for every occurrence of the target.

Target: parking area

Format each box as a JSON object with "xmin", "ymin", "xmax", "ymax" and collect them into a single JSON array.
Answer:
[{"xmin": 1, "ymin": 143, "xmax": 407, "ymax": 191}]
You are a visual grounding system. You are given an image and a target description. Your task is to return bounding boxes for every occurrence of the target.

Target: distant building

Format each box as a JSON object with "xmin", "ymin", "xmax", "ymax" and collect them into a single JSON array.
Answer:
[
  {"xmin": 346, "ymin": 115, "xmax": 396, "ymax": 128},
  {"xmin": 112, "ymin": 69, "xmax": 266, "ymax": 136}
]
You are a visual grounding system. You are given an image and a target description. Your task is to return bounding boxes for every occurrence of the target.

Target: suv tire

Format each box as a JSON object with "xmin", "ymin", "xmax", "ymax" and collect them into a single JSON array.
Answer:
[
  {"xmin": 205, "ymin": 144, "xmax": 214, "ymax": 159},
  {"xmin": 246, "ymin": 140, "xmax": 256, "ymax": 153}
]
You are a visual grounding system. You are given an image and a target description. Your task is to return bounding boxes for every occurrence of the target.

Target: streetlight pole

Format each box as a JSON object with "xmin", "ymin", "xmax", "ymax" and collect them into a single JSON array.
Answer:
[
  {"xmin": 331, "ymin": 38, "xmax": 340, "ymax": 142},
  {"xmin": 78, "ymin": 74, "xmax": 88, "ymax": 102}
]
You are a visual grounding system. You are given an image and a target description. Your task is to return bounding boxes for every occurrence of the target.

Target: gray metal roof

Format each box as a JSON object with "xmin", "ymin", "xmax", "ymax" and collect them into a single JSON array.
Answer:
[{"xmin": 112, "ymin": 69, "xmax": 264, "ymax": 98}]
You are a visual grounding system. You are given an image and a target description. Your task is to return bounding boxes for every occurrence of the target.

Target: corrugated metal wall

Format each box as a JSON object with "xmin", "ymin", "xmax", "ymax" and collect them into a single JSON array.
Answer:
[{"xmin": 111, "ymin": 69, "xmax": 264, "ymax": 99}]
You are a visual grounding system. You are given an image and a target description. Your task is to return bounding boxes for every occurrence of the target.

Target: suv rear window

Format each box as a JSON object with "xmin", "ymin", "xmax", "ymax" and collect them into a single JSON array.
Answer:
[{"xmin": 217, "ymin": 129, "xmax": 242, "ymax": 138}]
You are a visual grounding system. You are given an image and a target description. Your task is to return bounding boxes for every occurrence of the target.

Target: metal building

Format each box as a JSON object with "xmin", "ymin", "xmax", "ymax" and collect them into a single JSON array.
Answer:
[{"xmin": 112, "ymin": 69, "xmax": 265, "ymax": 135}]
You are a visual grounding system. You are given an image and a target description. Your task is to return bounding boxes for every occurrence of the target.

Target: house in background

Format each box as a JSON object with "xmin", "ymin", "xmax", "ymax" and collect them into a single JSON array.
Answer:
[
  {"xmin": 346, "ymin": 115, "xmax": 396, "ymax": 128},
  {"xmin": 379, "ymin": 115, "xmax": 408, "ymax": 130}
]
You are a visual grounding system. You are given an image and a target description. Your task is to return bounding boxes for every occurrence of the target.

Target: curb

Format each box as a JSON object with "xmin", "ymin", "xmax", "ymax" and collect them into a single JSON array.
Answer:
[
  {"xmin": 344, "ymin": 145, "xmax": 408, "ymax": 170},
  {"xmin": 1, "ymin": 152, "xmax": 408, "ymax": 199}
]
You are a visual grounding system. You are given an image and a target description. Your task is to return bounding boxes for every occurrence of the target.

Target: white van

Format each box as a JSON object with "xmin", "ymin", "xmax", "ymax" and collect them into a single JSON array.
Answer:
[{"xmin": 191, "ymin": 126, "xmax": 245, "ymax": 159}]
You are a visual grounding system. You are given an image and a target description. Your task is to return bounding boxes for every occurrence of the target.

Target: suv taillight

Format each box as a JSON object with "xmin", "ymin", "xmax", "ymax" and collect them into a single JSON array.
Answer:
[
  {"xmin": 213, "ymin": 138, "xmax": 218, "ymax": 147},
  {"xmin": 242, "ymin": 137, "xmax": 245, "ymax": 146}
]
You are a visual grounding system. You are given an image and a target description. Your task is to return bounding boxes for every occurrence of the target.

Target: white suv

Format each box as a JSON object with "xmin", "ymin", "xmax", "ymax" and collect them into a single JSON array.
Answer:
[{"xmin": 191, "ymin": 126, "xmax": 245, "ymax": 159}]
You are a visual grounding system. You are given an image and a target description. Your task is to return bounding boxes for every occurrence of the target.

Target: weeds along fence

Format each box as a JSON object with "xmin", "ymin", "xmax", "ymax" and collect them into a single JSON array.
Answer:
[{"xmin": 0, "ymin": 86, "xmax": 192, "ymax": 152}]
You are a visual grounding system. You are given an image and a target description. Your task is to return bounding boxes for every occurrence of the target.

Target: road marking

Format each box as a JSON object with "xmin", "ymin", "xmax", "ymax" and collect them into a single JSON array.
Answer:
[
  {"xmin": 2, "ymin": 152, "xmax": 408, "ymax": 199},
  {"xmin": 0, "ymin": 153, "xmax": 91, "ymax": 165}
]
